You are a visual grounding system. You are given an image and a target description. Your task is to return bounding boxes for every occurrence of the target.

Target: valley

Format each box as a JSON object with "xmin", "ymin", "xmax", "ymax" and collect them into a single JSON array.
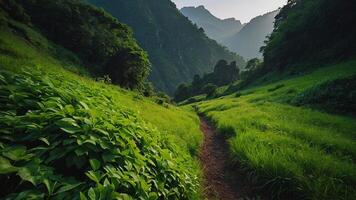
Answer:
[{"xmin": 0, "ymin": 0, "xmax": 355, "ymax": 200}]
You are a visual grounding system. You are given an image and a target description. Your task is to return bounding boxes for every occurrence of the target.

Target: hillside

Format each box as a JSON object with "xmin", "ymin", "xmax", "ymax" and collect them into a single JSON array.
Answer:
[
  {"xmin": 0, "ymin": 1, "xmax": 203, "ymax": 199},
  {"xmin": 86, "ymin": 0, "xmax": 245, "ymax": 94},
  {"xmin": 1, "ymin": 0, "xmax": 356, "ymax": 199},
  {"xmin": 180, "ymin": 6, "xmax": 243, "ymax": 45},
  {"xmin": 9, "ymin": 0, "xmax": 151, "ymax": 91},
  {"xmin": 225, "ymin": 10, "xmax": 279, "ymax": 59},
  {"xmin": 193, "ymin": 60, "xmax": 356, "ymax": 199},
  {"xmin": 179, "ymin": 0, "xmax": 356, "ymax": 199},
  {"xmin": 262, "ymin": 0, "xmax": 356, "ymax": 71}
]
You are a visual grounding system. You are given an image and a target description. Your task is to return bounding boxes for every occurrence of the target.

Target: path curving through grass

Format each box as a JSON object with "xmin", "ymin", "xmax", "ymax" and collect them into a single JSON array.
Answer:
[{"xmin": 199, "ymin": 116, "xmax": 258, "ymax": 200}]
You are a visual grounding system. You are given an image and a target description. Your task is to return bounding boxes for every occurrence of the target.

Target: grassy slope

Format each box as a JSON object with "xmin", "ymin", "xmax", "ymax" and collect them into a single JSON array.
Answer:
[
  {"xmin": 0, "ymin": 20, "xmax": 202, "ymax": 156},
  {"xmin": 0, "ymin": 15, "xmax": 202, "ymax": 198},
  {"xmin": 194, "ymin": 61, "xmax": 356, "ymax": 199}
]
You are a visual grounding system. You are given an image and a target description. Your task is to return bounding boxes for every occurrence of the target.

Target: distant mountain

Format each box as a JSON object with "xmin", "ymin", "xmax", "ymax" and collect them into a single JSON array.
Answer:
[
  {"xmin": 225, "ymin": 10, "xmax": 279, "ymax": 59},
  {"xmin": 86, "ymin": 0, "xmax": 245, "ymax": 94},
  {"xmin": 180, "ymin": 6, "xmax": 243, "ymax": 43}
]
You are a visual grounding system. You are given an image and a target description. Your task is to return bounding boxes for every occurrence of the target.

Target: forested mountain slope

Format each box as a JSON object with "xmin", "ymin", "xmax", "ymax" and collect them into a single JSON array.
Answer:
[
  {"xmin": 4, "ymin": 0, "xmax": 151, "ymax": 91},
  {"xmin": 262, "ymin": 0, "xmax": 356, "ymax": 71},
  {"xmin": 225, "ymin": 10, "xmax": 279, "ymax": 59},
  {"xmin": 87, "ymin": 0, "xmax": 245, "ymax": 94},
  {"xmin": 180, "ymin": 6, "xmax": 243, "ymax": 45}
]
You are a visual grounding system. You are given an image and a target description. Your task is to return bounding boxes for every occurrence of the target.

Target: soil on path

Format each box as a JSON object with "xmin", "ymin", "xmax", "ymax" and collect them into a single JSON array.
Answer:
[{"xmin": 199, "ymin": 116, "xmax": 258, "ymax": 200}]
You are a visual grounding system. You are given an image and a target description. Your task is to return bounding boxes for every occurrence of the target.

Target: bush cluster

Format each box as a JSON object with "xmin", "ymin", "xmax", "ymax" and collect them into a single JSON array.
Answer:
[{"xmin": 0, "ymin": 68, "xmax": 199, "ymax": 199}]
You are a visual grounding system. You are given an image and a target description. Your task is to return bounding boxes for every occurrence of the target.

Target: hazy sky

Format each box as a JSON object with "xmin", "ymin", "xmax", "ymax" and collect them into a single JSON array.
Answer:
[{"xmin": 172, "ymin": 0, "xmax": 287, "ymax": 23}]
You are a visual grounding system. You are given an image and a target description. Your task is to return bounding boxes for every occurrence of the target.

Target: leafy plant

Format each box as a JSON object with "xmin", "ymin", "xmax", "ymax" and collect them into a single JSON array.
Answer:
[{"xmin": 0, "ymin": 67, "xmax": 200, "ymax": 199}]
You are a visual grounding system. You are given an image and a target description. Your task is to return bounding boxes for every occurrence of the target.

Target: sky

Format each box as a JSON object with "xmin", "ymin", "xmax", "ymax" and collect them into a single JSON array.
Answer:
[{"xmin": 172, "ymin": 0, "xmax": 287, "ymax": 23}]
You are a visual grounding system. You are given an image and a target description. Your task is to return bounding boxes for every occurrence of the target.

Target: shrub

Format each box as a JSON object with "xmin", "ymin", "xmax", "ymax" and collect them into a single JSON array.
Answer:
[
  {"xmin": 267, "ymin": 84, "xmax": 285, "ymax": 92},
  {"xmin": 292, "ymin": 75, "xmax": 356, "ymax": 116},
  {"xmin": 0, "ymin": 68, "xmax": 199, "ymax": 199},
  {"xmin": 203, "ymin": 84, "xmax": 217, "ymax": 98}
]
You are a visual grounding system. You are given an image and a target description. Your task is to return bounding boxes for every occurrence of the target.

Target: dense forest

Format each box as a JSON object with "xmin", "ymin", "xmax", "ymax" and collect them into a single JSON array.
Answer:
[
  {"xmin": 262, "ymin": 0, "xmax": 356, "ymax": 71},
  {"xmin": 87, "ymin": 0, "xmax": 245, "ymax": 94},
  {"xmin": 174, "ymin": 60, "xmax": 240, "ymax": 102},
  {"xmin": 6, "ymin": 0, "xmax": 151, "ymax": 91}
]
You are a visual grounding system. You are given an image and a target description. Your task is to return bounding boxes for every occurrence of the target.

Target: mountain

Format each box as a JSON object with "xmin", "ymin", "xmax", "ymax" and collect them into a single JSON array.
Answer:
[
  {"xmin": 180, "ymin": 6, "xmax": 243, "ymax": 44},
  {"xmin": 86, "ymin": 0, "xmax": 245, "ymax": 94},
  {"xmin": 225, "ymin": 10, "xmax": 279, "ymax": 59}
]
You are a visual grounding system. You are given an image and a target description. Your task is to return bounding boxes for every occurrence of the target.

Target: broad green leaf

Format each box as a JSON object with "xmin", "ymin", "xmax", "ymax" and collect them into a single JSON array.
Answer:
[
  {"xmin": 89, "ymin": 159, "xmax": 101, "ymax": 171},
  {"xmin": 0, "ymin": 156, "xmax": 17, "ymax": 174},
  {"xmin": 39, "ymin": 137, "xmax": 50, "ymax": 146},
  {"xmin": 80, "ymin": 192, "xmax": 88, "ymax": 200},
  {"xmin": 85, "ymin": 171, "xmax": 103, "ymax": 183},
  {"xmin": 148, "ymin": 192, "xmax": 158, "ymax": 200},
  {"xmin": 79, "ymin": 101, "xmax": 89, "ymax": 110},
  {"xmin": 117, "ymin": 193, "xmax": 132, "ymax": 200},
  {"xmin": 55, "ymin": 118, "xmax": 81, "ymax": 134},
  {"xmin": 43, "ymin": 179, "xmax": 57, "ymax": 196},
  {"xmin": 60, "ymin": 126, "xmax": 82, "ymax": 134},
  {"xmin": 54, "ymin": 182, "xmax": 83, "ymax": 194},
  {"xmin": 2, "ymin": 145, "xmax": 27, "ymax": 161},
  {"xmin": 17, "ymin": 167, "xmax": 36, "ymax": 185},
  {"xmin": 88, "ymin": 188, "xmax": 96, "ymax": 200}
]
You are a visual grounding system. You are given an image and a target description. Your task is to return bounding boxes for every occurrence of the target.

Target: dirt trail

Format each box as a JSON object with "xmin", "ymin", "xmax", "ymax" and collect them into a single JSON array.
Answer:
[{"xmin": 199, "ymin": 116, "xmax": 256, "ymax": 200}]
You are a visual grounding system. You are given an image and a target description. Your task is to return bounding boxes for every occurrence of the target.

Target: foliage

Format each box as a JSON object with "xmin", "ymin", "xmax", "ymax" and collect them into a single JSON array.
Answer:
[
  {"xmin": 174, "ymin": 60, "xmax": 240, "ymax": 102},
  {"xmin": 13, "ymin": 0, "xmax": 151, "ymax": 90},
  {"xmin": 87, "ymin": 0, "xmax": 246, "ymax": 94},
  {"xmin": 292, "ymin": 75, "xmax": 356, "ymax": 116},
  {"xmin": 0, "ymin": 21, "xmax": 203, "ymax": 199},
  {"xmin": 203, "ymin": 84, "xmax": 217, "ymax": 99},
  {"xmin": 194, "ymin": 60, "xmax": 356, "ymax": 199},
  {"xmin": 0, "ymin": 67, "xmax": 199, "ymax": 199},
  {"xmin": 262, "ymin": 0, "xmax": 356, "ymax": 71}
]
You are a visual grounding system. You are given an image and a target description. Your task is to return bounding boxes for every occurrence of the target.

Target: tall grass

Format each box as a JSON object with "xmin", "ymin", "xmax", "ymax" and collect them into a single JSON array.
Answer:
[{"xmin": 196, "ymin": 61, "xmax": 356, "ymax": 199}]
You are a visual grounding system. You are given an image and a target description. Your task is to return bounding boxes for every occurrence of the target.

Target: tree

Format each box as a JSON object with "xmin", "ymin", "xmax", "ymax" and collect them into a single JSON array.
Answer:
[
  {"xmin": 17, "ymin": 0, "xmax": 151, "ymax": 90},
  {"xmin": 203, "ymin": 84, "xmax": 217, "ymax": 98},
  {"xmin": 174, "ymin": 84, "xmax": 191, "ymax": 102}
]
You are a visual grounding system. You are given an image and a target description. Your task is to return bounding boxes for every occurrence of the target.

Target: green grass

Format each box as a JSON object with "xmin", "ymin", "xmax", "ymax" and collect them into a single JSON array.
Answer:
[
  {"xmin": 195, "ymin": 61, "xmax": 356, "ymax": 199},
  {"xmin": 0, "ymin": 19, "xmax": 202, "ymax": 199}
]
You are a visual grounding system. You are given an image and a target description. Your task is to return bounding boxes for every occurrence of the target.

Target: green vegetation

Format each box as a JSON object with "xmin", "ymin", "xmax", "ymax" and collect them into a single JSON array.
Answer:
[
  {"xmin": 87, "ymin": 0, "xmax": 245, "ymax": 94},
  {"xmin": 194, "ymin": 61, "xmax": 356, "ymax": 199},
  {"xmin": 4, "ymin": 0, "xmax": 151, "ymax": 90},
  {"xmin": 174, "ymin": 60, "xmax": 240, "ymax": 102},
  {"xmin": 0, "ymin": 5, "xmax": 202, "ymax": 199},
  {"xmin": 291, "ymin": 75, "xmax": 356, "ymax": 116},
  {"xmin": 262, "ymin": 0, "xmax": 356, "ymax": 71}
]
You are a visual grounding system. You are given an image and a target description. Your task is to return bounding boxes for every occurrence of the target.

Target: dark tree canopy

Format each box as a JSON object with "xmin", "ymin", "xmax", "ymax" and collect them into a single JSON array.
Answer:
[
  {"xmin": 262, "ymin": 0, "xmax": 356, "ymax": 71},
  {"xmin": 10, "ymin": 0, "xmax": 151, "ymax": 90},
  {"xmin": 174, "ymin": 59, "xmax": 241, "ymax": 101}
]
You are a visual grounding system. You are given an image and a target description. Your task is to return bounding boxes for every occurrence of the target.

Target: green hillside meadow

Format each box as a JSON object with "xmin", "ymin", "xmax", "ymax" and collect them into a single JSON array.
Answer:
[
  {"xmin": 194, "ymin": 61, "xmax": 356, "ymax": 199},
  {"xmin": 0, "ymin": 18, "xmax": 203, "ymax": 199},
  {"xmin": 1, "ymin": 0, "xmax": 356, "ymax": 199}
]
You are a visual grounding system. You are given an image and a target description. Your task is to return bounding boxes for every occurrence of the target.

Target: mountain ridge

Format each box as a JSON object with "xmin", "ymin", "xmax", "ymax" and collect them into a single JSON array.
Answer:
[
  {"xmin": 180, "ymin": 5, "xmax": 243, "ymax": 45},
  {"xmin": 225, "ymin": 10, "xmax": 279, "ymax": 59},
  {"xmin": 87, "ymin": 0, "xmax": 245, "ymax": 94},
  {"xmin": 180, "ymin": 5, "xmax": 278, "ymax": 59}
]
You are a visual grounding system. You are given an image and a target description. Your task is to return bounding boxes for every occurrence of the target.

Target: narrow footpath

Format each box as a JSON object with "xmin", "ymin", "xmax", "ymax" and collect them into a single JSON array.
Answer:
[{"xmin": 199, "ymin": 116, "xmax": 256, "ymax": 200}]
